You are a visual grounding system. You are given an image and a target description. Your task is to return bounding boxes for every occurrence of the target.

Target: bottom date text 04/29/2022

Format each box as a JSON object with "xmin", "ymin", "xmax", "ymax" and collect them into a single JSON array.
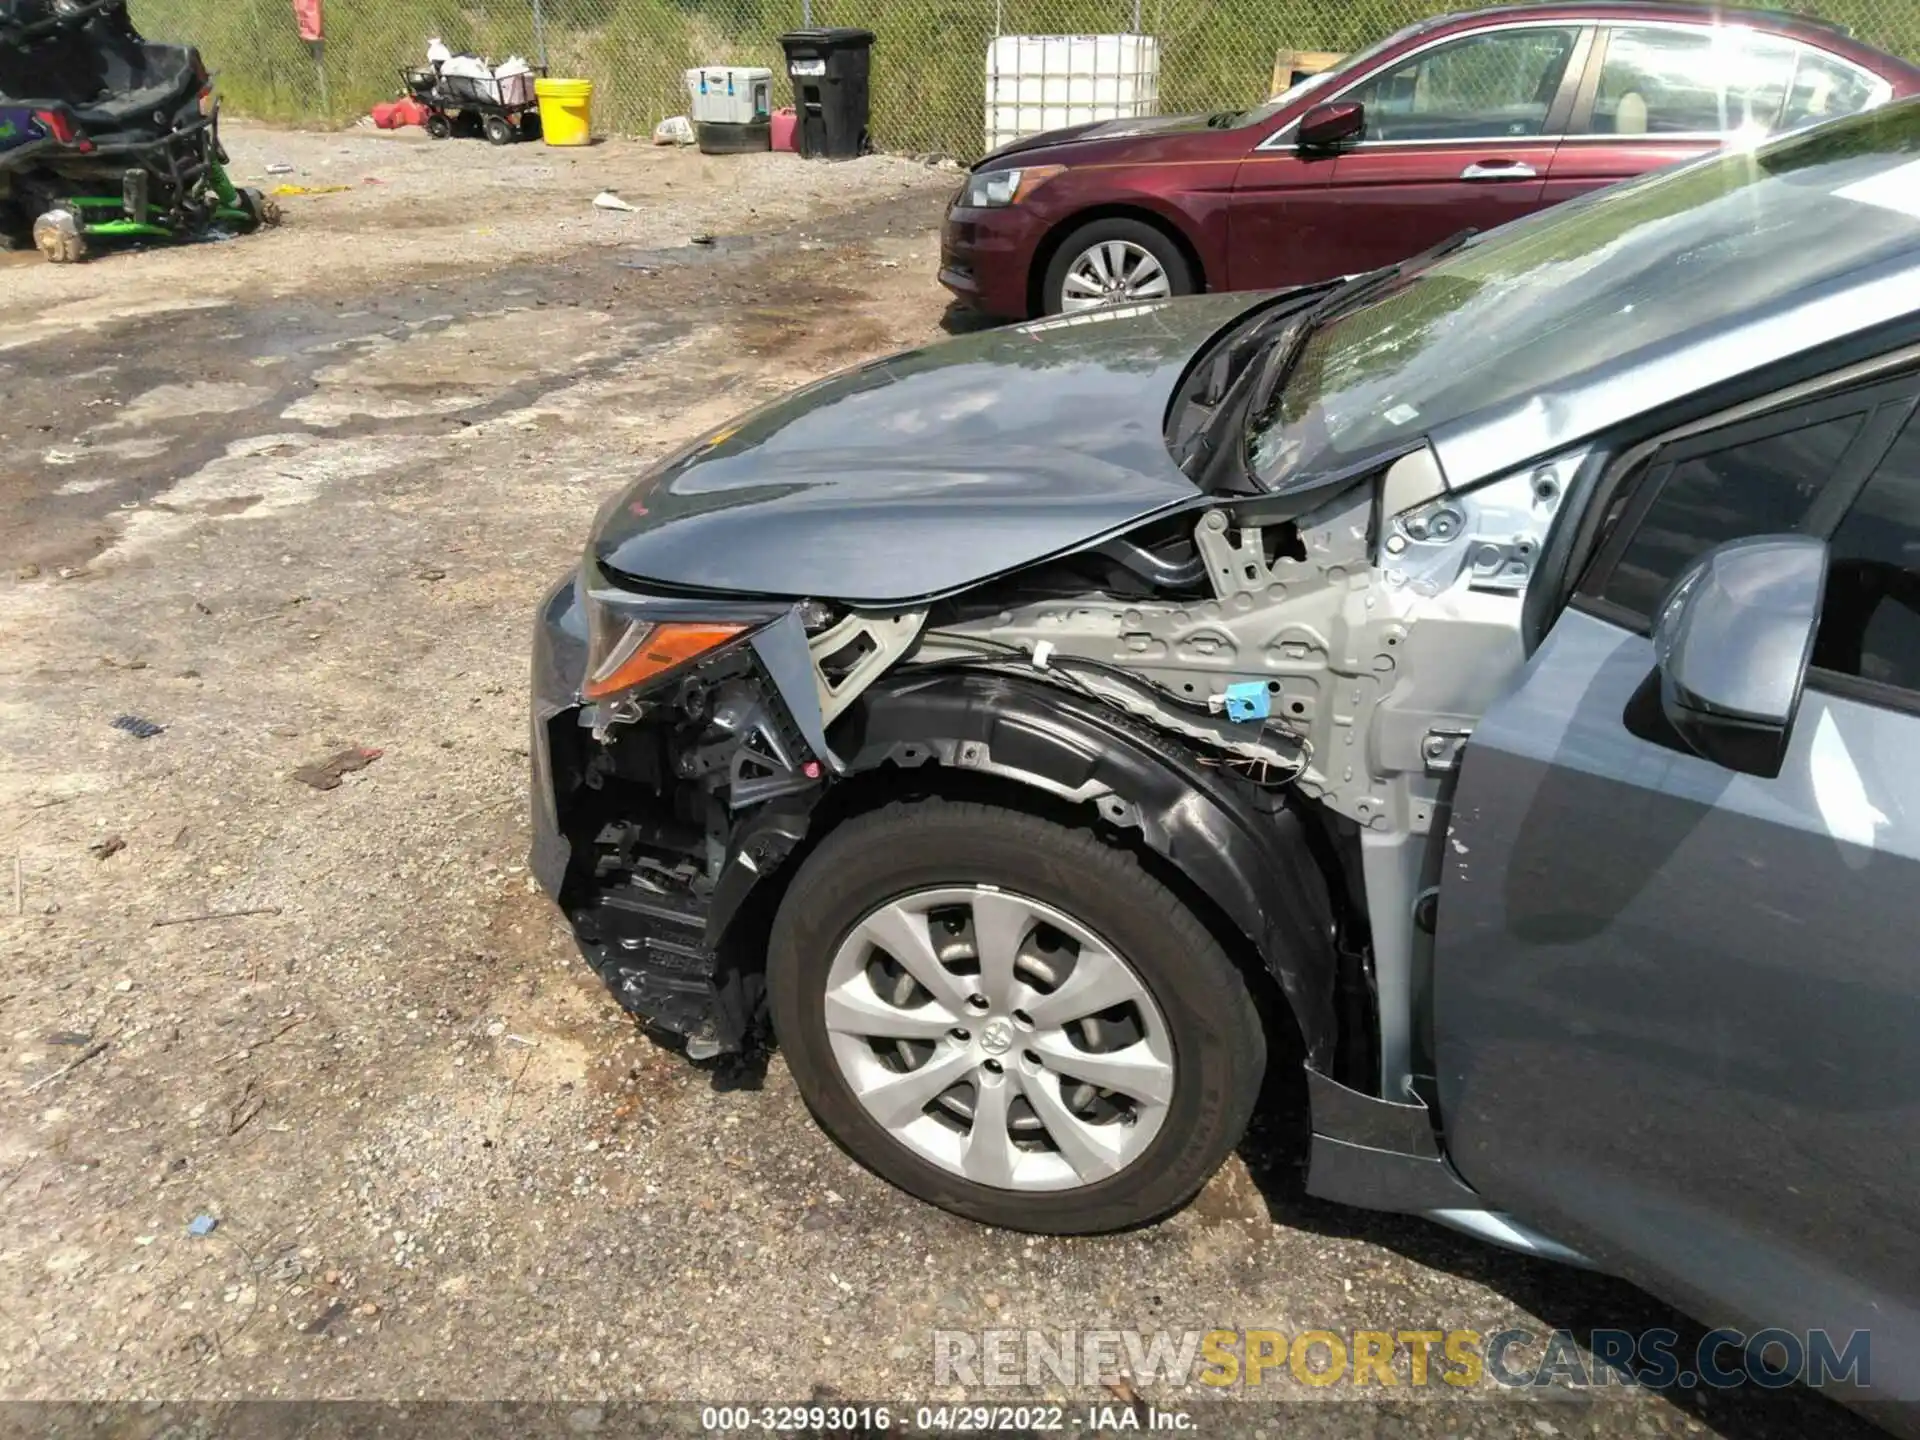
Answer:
[{"xmin": 699, "ymin": 1404, "xmax": 1200, "ymax": 1433}]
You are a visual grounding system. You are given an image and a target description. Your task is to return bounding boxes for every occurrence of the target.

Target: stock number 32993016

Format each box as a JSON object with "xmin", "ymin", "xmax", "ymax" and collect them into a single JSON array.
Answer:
[{"xmin": 700, "ymin": 1405, "xmax": 1072, "ymax": 1432}]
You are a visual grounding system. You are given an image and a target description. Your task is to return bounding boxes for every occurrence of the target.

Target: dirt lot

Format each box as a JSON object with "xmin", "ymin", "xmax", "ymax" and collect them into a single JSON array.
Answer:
[{"xmin": 0, "ymin": 122, "xmax": 1876, "ymax": 1437}]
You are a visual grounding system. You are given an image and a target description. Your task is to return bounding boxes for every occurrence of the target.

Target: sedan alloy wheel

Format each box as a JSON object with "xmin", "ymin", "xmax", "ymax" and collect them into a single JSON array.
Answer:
[
  {"xmin": 1060, "ymin": 239, "xmax": 1174, "ymax": 310},
  {"xmin": 823, "ymin": 886, "xmax": 1174, "ymax": 1191}
]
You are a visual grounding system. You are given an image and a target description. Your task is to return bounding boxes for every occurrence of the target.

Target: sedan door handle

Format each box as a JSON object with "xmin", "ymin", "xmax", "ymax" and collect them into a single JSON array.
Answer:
[{"xmin": 1460, "ymin": 160, "xmax": 1537, "ymax": 181}]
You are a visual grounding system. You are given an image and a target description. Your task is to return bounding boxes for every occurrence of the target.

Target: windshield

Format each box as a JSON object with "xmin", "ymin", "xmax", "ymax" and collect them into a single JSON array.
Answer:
[
  {"xmin": 1248, "ymin": 101, "xmax": 1920, "ymax": 491},
  {"xmin": 1223, "ymin": 18, "xmax": 1439, "ymax": 130}
]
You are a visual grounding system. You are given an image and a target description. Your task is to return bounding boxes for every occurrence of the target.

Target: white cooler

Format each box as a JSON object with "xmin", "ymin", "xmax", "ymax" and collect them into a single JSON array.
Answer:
[{"xmin": 685, "ymin": 66, "xmax": 773, "ymax": 126}]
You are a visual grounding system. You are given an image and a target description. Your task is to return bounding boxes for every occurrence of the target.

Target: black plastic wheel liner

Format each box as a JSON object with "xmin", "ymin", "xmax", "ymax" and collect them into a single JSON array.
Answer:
[{"xmin": 826, "ymin": 667, "xmax": 1344, "ymax": 1068}]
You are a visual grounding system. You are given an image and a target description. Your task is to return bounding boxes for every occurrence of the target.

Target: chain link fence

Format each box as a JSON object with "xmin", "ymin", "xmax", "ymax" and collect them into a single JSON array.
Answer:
[{"xmin": 131, "ymin": 0, "xmax": 1920, "ymax": 163}]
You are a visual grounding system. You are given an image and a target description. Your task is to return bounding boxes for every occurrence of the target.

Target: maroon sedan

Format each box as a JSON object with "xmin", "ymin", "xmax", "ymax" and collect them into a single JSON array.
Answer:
[{"xmin": 940, "ymin": 1, "xmax": 1920, "ymax": 319}]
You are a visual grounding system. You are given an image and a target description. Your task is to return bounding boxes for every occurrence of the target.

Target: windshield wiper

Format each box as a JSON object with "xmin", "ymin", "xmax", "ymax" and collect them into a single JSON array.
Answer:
[
  {"xmin": 1180, "ymin": 228, "xmax": 1479, "ymax": 490},
  {"xmin": 1247, "ymin": 227, "xmax": 1479, "ymax": 423},
  {"xmin": 1177, "ymin": 301, "xmax": 1324, "ymax": 481}
]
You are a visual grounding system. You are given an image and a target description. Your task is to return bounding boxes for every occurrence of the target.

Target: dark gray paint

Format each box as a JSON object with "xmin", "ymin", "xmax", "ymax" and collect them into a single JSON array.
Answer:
[
  {"xmin": 1306, "ymin": 1136, "xmax": 1481, "ymax": 1215},
  {"xmin": 1435, "ymin": 606, "xmax": 1920, "ymax": 1400},
  {"xmin": 591, "ymin": 296, "xmax": 1258, "ymax": 604},
  {"xmin": 527, "ymin": 573, "xmax": 588, "ymax": 899},
  {"xmin": 1306, "ymin": 1066, "xmax": 1442, "ymax": 1158},
  {"xmin": 748, "ymin": 608, "xmax": 835, "ymax": 768}
]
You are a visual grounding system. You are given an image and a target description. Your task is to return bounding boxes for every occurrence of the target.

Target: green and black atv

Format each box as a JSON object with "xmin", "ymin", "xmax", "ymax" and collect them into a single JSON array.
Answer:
[{"xmin": 0, "ymin": 0, "xmax": 278, "ymax": 263}]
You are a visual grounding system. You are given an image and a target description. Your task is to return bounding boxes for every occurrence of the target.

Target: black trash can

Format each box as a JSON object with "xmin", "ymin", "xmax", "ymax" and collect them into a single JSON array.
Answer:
[{"xmin": 779, "ymin": 27, "xmax": 874, "ymax": 159}]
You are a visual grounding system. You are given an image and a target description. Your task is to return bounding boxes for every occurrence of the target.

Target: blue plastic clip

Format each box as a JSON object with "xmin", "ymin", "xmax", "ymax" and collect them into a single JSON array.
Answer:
[{"xmin": 1222, "ymin": 681, "xmax": 1271, "ymax": 723}]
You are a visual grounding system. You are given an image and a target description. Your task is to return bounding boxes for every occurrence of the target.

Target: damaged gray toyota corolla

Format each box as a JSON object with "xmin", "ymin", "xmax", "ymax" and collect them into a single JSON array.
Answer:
[{"xmin": 535, "ymin": 97, "xmax": 1920, "ymax": 1353}]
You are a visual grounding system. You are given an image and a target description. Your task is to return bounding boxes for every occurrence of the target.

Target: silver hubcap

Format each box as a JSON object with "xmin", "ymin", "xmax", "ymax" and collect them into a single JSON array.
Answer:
[
  {"xmin": 1059, "ymin": 239, "xmax": 1172, "ymax": 312},
  {"xmin": 823, "ymin": 886, "xmax": 1174, "ymax": 1192}
]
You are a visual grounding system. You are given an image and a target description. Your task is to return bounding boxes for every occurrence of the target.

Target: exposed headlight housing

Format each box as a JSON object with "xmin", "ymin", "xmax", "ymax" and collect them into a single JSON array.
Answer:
[
  {"xmin": 961, "ymin": 164, "xmax": 1064, "ymax": 208},
  {"xmin": 578, "ymin": 561, "xmax": 764, "ymax": 708},
  {"xmin": 582, "ymin": 614, "xmax": 748, "ymax": 702}
]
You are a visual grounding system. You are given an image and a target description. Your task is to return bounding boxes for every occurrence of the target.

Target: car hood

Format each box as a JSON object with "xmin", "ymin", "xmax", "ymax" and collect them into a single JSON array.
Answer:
[
  {"xmin": 592, "ymin": 294, "xmax": 1254, "ymax": 605},
  {"xmin": 982, "ymin": 112, "xmax": 1214, "ymax": 162}
]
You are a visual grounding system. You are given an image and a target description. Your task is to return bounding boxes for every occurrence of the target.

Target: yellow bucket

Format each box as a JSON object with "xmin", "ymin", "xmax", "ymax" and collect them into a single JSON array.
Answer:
[{"xmin": 535, "ymin": 77, "xmax": 594, "ymax": 146}]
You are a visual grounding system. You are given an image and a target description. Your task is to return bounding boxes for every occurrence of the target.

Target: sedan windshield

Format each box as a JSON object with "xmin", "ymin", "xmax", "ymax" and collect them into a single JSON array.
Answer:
[{"xmin": 1248, "ymin": 102, "xmax": 1920, "ymax": 492}]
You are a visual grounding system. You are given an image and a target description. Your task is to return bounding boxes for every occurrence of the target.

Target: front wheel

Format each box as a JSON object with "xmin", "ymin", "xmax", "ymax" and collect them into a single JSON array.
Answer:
[
  {"xmin": 33, "ymin": 208, "xmax": 85, "ymax": 264},
  {"xmin": 426, "ymin": 112, "xmax": 453, "ymax": 140},
  {"xmin": 1042, "ymin": 218, "xmax": 1194, "ymax": 316},
  {"xmin": 768, "ymin": 799, "xmax": 1265, "ymax": 1233},
  {"xmin": 0, "ymin": 202, "xmax": 30, "ymax": 251},
  {"xmin": 483, "ymin": 114, "xmax": 517, "ymax": 146},
  {"xmin": 236, "ymin": 188, "xmax": 282, "ymax": 232}
]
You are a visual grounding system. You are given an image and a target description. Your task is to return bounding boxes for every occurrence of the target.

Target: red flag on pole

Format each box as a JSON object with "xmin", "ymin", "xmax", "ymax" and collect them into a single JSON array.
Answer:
[{"xmin": 293, "ymin": 0, "xmax": 323, "ymax": 43}]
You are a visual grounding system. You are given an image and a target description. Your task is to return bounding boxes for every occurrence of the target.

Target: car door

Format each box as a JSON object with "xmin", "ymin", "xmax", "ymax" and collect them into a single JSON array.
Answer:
[
  {"xmin": 1291, "ymin": 24, "xmax": 1590, "ymax": 280},
  {"xmin": 1228, "ymin": 24, "xmax": 1589, "ymax": 290},
  {"xmin": 1222, "ymin": 139, "xmax": 1336, "ymax": 292},
  {"xmin": 1542, "ymin": 24, "xmax": 1887, "ymax": 205},
  {"xmin": 1433, "ymin": 375, "xmax": 1920, "ymax": 1383}
]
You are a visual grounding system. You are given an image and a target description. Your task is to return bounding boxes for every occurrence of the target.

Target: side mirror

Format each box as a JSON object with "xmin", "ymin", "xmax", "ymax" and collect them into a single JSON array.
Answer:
[
  {"xmin": 1651, "ymin": 534, "xmax": 1829, "ymax": 780},
  {"xmin": 1298, "ymin": 100, "xmax": 1364, "ymax": 151}
]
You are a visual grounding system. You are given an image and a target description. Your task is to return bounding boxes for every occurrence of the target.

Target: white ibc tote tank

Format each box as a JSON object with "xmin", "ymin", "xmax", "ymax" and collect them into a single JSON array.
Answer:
[{"xmin": 984, "ymin": 34, "xmax": 1161, "ymax": 154}]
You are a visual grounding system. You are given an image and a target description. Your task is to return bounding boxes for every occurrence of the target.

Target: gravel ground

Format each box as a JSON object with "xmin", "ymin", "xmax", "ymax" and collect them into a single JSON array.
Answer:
[
  {"xmin": 0, "ymin": 121, "xmax": 946, "ymax": 360},
  {"xmin": 0, "ymin": 121, "xmax": 1883, "ymax": 1439}
]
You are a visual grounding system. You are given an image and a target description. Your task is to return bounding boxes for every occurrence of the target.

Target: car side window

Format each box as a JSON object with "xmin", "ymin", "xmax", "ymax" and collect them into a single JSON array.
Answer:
[
  {"xmin": 1777, "ymin": 47, "xmax": 1884, "ymax": 133},
  {"xmin": 1585, "ymin": 408, "xmax": 1869, "ymax": 620},
  {"xmin": 1590, "ymin": 26, "xmax": 1796, "ymax": 137},
  {"xmin": 1813, "ymin": 419, "xmax": 1920, "ymax": 695},
  {"xmin": 1343, "ymin": 27, "xmax": 1581, "ymax": 142}
]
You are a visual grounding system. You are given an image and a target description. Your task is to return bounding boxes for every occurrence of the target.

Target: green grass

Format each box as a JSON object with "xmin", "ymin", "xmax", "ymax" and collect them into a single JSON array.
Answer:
[{"xmin": 132, "ymin": 0, "xmax": 1918, "ymax": 158}]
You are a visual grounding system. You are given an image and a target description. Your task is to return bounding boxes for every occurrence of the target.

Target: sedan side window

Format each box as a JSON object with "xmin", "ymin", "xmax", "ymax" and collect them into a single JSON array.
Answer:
[
  {"xmin": 1777, "ymin": 47, "xmax": 1885, "ymax": 133},
  {"xmin": 1590, "ymin": 409, "xmax": 1867, "ymax": 620},
  {"xmin": 1579, "ymin": 380, "xmax": 1920, "ymax": 635},
  {"xmin": 1590, "ymin": 26, "xmax": 1796, "ymax": 137},
  {"xmin": 1813, "ymin": 419, "xmax": 1920, "ymax": 695},
  {"xmin": 1342, "ymin": 27, "xmax": 1581, "ymax": 142}
]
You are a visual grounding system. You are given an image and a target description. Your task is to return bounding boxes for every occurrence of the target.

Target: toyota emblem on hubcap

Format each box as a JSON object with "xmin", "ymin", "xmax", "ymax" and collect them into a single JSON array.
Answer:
[{"xmin": 979, "ymin": 1018, "xmax": 1015, "ymax": 1055}]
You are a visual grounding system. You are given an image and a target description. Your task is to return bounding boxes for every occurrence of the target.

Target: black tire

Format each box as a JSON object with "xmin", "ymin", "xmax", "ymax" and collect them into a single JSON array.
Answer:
[
  {"xmin": 519, "ymin": 111, "xmax": 542, "ymax": 142},
  {"xmin": 768, "ymin": 799, "xmax": 1266, "ymax": 1233},
  {"xmin": 484, "ymin": 114, "xmax": 516, "ymax": 146},
  {"xmin": 426, "ymin": 112, "xmax": 452, "ymax": 140},
  {"xmin": 0, "ymin": 202, "xmax": 29, "ymax": 251},
  {"xmin": 1040, "ymin": 216, "xmax": 1195, "ymax": 316},
  {"xmin": 236, "ymin": 187, "xmax": 282, "ymax": 233}
]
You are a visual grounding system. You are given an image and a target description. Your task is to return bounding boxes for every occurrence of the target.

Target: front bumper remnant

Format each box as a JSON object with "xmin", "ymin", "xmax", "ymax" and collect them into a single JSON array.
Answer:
[{"xmin": 528, "ymin": 573, "xmax": 816, "ymax": 1057}]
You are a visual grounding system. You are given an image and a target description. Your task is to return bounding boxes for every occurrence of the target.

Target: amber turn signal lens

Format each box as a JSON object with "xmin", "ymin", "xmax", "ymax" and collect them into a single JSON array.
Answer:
[
  {"xmin": 582, "ymin": 621, "xmax": 747, "ymax": 701},
  {"xmin": 1011, "ymin": 164, "xmax": 1065, "ymax": 203}
]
